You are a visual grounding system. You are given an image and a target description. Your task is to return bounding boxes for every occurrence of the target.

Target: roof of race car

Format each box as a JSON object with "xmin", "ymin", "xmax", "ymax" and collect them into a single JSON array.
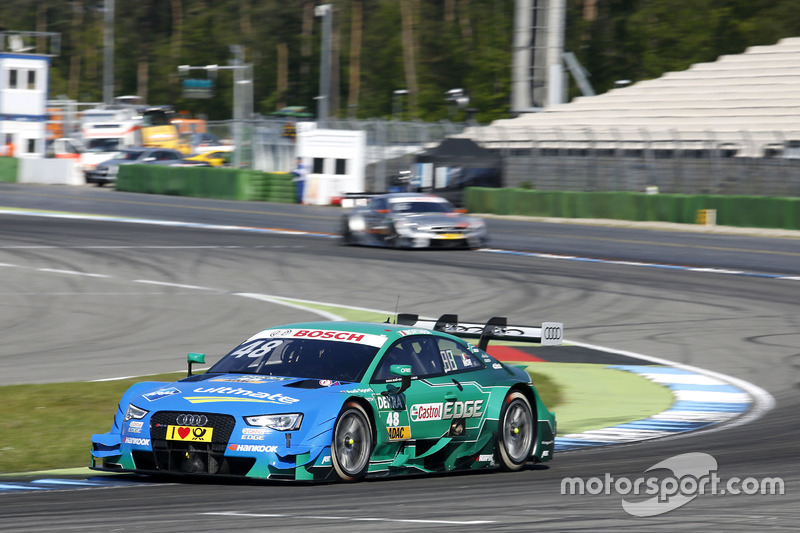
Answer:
[
  {"xmin": 384, "ymin": 193, "xmax": 448, "ymax": 203},
  {"xmin": 249, "ymin": 320, "xmax": 438, "ymax": 346}
]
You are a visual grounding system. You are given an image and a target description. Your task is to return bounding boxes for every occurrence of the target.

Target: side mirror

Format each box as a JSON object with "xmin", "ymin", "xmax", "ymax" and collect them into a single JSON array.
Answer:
[
  {"xmin": 389, "ymin": 364, "xmax": 412, "ymax": 393},
  {"xmin": 187, "ymin": 352, "xmax": 206, "ymax": 377}
]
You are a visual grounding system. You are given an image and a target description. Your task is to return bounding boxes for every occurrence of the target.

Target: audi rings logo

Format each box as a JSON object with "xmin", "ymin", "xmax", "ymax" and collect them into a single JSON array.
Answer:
[
  {"xmin": 176, "ymin": 414, "xmax": 208, "ymax": 426},
  {"xmin": 543, "ymin": 327, "xmax": 561, "ymax": 340}
]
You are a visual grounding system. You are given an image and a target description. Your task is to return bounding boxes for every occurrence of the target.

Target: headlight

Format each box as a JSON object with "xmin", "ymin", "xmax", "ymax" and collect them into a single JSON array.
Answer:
[
  {"xmin": 468, "ymin": 218, "xmax": 485, "ymax": 230},
  {"xmin": 394, "ymin": 219, "xmax": 418, "ymax": 230},
  {"xmin": 124, "ymin": 404, "xmax": 149, "ymax": 422},
  {"xmin": 245, "ymin": 413, "xmax": 303, "ymax": 431}
]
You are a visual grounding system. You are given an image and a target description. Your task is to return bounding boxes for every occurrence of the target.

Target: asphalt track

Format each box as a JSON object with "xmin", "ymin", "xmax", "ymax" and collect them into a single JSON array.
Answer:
[{"xmin": 0, "ymin": 184, "xmax": 798, "ymax": 531}]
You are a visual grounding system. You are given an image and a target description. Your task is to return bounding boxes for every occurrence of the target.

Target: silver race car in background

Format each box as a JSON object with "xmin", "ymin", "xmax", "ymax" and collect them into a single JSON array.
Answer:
[{"xmin": 341, "ymin": 193, "xmax": 488, "ymax": 249}]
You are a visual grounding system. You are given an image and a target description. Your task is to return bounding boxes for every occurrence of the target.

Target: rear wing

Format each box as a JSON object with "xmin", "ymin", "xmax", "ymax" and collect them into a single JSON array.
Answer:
[
  {"xmin": 397, "ymin": 313, "xmax": 563, "ymax": 351},
  {"xmin": 339, "ymin": 192, "xmax": 377, "ymax": 209}
]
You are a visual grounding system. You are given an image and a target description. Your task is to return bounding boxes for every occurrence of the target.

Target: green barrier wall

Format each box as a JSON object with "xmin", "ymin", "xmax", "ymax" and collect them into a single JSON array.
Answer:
[
  {"xmin": 116, "ymin": 166, "xmax": 296, "ymax": 203},
  {"xmin": 0, "ymin": 158, "xmax": 18, "ymax": 182},
  {"xmin": 464, "ymin": 188, "xmax": 800, "ymax": 230}
]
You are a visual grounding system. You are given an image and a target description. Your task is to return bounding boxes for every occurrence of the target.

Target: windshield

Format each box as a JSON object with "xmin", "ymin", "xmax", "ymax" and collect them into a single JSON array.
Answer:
[
  {"xmin": 390, "ymin": 200, "xmax": 453, "ymax": 214},
  {"xmin": 120, "ymin": 151, "xmax": 146, "ymax": 161},
  {"xmin": 207, "ymin": 337, "xmax": 381, "ymax": 382},
  {"xmin": 86, "ymin": 138, "xmax": 121, "ymax": 152}
]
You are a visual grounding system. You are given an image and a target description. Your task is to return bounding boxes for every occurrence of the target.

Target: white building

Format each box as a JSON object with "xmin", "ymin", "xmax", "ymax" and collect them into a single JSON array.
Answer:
[{"xmin": 0, "ymin": 31, "xmax": 59, "ymax": 158}]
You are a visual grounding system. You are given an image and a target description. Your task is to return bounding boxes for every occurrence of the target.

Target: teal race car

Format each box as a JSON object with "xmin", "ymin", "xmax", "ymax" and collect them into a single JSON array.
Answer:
[{"xmin": 91, "ymin": 314, "xmax": 562, "ymax": 482}]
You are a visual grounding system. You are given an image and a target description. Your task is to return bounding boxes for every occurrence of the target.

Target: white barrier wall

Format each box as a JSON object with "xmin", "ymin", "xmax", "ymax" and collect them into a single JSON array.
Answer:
[
  {"xmin": 296, "ymin": 129, "xmax": 366, "ymax": 205},
  {"xmin": 18, "ymin": 157, "xmax": 82, "ymax": 185}
]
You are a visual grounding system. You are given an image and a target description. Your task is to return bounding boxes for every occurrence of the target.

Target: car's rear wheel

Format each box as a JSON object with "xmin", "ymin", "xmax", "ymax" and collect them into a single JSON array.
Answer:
[
  {"xmin": 331, "ymin": 402, "xmax": 373, "ymax": 482},
  {"xmin": 496, "ymin": 391, "xmax": 535, "ymax": 471}
]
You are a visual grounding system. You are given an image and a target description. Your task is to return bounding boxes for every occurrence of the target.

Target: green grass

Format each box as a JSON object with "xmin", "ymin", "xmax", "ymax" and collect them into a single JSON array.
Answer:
[
  {"xmin": 0, "ymin": 371, "xmax": 563, "ymax": 475},
  {"xmin": 0, "ymin": 373, "xmax": 182, "ymax": 474},
  {"xmin": 528, "ymin": 370, "xmax": 562, "ymax": 410},
  {"xmin": 529, "ymin": 362, "xmax": 674, "ymax": 435}
]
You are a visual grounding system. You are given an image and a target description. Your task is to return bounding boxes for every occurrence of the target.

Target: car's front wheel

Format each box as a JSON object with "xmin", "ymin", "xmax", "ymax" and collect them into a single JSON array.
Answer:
[
  {"xmin": 341, "ymin": 218, "xmax": 354, "ymax": 245},
  {"xmin": 331, "ymin": 402, "xmax": 373, "ymax": 481},
  {"xmin": 496, "ymin": 391, "xmax": 535, "ymax": 471}
]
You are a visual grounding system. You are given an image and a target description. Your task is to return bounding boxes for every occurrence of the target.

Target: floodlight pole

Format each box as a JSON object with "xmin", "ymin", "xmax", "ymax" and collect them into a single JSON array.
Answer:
[
  {"xmin": 315, "ymin": 4, "xmax": 333, "ymax": 127},
  {"xmin": 178, "ymin": 47, "xmax": 253, "ymax": 168},
  {"xmin": 103, "ymin": 0, "xmax": 114, "ymax": 105},
  {"xmin": 393, "ymin": 89, "xmax": 408, "ymax": 121}
]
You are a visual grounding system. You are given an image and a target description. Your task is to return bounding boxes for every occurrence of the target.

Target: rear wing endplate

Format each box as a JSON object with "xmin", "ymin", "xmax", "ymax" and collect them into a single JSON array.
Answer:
[{"xmin": 397, "ymin": 313, "xmax": 563, "ymax": 351}]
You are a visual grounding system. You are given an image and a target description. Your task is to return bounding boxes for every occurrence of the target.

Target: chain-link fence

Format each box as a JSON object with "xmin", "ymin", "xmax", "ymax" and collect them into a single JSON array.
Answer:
[
  {"xmin": 239, "ymin": 118, "xmax": 800, "ymax": 197},
  {"xmin": 214, "ymin": 117, "xmax": 466, "ymax": 192},
  {"xmin": 466, "ymin": 125, "xmax": 800, "ymax": 197},
  {"xmin": 49, "ymin": 100, "xmax": 800, "ymax": 197}
]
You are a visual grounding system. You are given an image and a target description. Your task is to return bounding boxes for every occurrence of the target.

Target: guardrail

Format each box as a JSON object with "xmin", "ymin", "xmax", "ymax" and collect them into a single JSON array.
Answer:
[
  {"xmin": 0, "ymin": 158, "xmax": 17, "ymax": 182},
  {"xmin": 116, "ymin": 165, "xmax": 296, "ymax": 203},
  {"xmin": 464, "ymin": 187, "xmax": 800, "ymax": 230}
]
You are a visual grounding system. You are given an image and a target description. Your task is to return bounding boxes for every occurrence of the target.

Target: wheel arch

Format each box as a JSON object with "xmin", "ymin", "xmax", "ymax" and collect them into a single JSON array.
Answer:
[
  {"xmin": 494, "ymin": 384, "xmax": 539, "ymax": 470},
  {"xmin": 341, "ymin": 395, "xmax": 378, "ymax": 442},
  {"xmin": 506, "ymin": 383, "xmax": 539, "ymax": 422}
]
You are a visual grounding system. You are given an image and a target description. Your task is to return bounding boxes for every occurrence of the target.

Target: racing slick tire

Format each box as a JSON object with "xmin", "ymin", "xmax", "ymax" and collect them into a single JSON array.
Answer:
[
  {"xmin": 386, "ymin": 224, "xmax": 407, "ymax": 249},
  {"xmin": 331, "ymin": 402, "xmax": 374, "ymax": 482},
  {"xmin": 341, "ymin": 218, "xmax": 355, "ymax": 245},
  {"xmin": 496, "ymin": 391, "xmax": 535, "ymax": 471}
]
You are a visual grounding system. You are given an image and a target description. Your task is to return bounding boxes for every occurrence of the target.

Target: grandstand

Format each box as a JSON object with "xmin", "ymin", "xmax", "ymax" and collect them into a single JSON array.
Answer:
[
  {"xmin": 467, "ymin": 37, "xmax": 800, "ymax": 158},
  {"xmin": 460, "ymin": 37, "xmax": 800, "ymax": 196}
]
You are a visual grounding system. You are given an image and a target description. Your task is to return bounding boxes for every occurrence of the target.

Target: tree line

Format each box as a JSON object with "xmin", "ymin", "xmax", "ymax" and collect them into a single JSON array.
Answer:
[{"xmin": 2, "ymin": 0, "xmax": 799, "ymax": 123}]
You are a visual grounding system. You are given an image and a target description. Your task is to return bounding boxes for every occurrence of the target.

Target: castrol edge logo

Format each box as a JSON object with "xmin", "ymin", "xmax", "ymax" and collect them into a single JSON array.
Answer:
[{"xmin": 410, "ymin": 403, "xmax": 443, "ymax": 422}]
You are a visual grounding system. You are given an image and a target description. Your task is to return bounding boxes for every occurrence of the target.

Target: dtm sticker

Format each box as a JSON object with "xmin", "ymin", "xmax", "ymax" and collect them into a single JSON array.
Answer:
[
  {"xmin": 410, "ymin": 403, "xmax": 443, "ymax": 421},
  {"xmin": 386, "ymin": 426, "xmax": 411, "ymax": 441},
  {"xmin": 376, "ymin": 394, "xmax": 406, "ymax": 410},
  {"xmin": 142, "ymin": 387, "xmax": 180, "ymax": 402},
  {"xmin": 443, "ymin": 399, "xmax": 484, "ymax": 419},
  {"xmin": 228, "ymin": 444, "xmax": 278, "ymax": 453}
]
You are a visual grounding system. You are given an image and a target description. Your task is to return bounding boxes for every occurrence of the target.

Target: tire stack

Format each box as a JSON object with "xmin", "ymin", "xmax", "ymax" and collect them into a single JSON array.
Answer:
[{"xmin": 250, "ymin": 172, "xmax": 296, "ymax": 203}]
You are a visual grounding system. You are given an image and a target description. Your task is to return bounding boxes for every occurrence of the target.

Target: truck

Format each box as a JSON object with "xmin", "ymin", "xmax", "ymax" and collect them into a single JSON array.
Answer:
[
  {"xmin": 139, "ymin": 107, "xmax": 192, "ymax": 155},
  {"xmin": 78, "ymin": 106, "xmax": 143, "ymax": 180}
]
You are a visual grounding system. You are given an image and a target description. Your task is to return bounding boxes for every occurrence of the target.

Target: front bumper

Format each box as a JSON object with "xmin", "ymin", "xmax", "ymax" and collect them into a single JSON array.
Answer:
[{"xmin": 396, "ymin": 230, "xmax": 488, "ymax": 248}]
